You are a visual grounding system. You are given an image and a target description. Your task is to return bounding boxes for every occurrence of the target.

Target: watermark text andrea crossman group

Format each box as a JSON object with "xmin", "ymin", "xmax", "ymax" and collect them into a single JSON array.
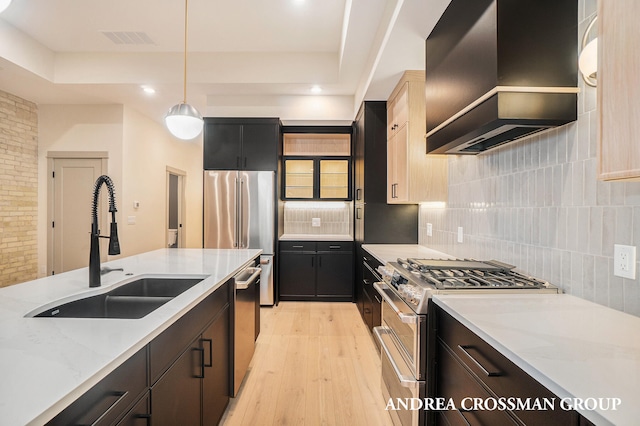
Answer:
[{"xmin": 385, "ymin": 397, "xmax": 622, "ymax": 412}]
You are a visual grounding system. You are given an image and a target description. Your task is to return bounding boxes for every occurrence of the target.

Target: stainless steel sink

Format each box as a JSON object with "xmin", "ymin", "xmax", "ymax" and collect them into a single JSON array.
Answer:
[{"xmin": 29, "ymin": 276, "xmax": 206, "ymax": 319}]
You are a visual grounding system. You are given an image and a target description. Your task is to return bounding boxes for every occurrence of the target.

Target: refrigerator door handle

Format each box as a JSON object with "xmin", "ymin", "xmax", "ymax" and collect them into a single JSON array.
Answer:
[
  {"xmin": 239, "ymin": 178, "xmax": 245, "ymax": 248},
  {"xmin": 234, "ymin": 176, "xmax": 240, "ymax": 248}
]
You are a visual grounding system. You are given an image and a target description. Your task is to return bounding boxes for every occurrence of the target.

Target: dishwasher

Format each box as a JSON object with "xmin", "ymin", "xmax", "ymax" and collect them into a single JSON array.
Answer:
[{"xmin": 232, "ymin": 264, "xmax": 261, "ymax": 396}]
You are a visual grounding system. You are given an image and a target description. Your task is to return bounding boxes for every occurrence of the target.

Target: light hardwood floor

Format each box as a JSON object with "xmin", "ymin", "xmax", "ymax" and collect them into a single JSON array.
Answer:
[{"xmin": 220, "ymin": 302, "xmax": 393, "ymax": 426}]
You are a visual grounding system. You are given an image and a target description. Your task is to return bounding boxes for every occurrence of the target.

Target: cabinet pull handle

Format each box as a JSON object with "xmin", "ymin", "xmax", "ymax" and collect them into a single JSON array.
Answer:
[
  {"xmin": 356, "ymin": 207, "xmax": 362, "ymax": 219},
  {"xmin": 329, "ymin": 245, "xmax": 341, "ymax": 249},
  {"xmin": 457, "ymin": 345, "xmax": 502, "ymax": 377},
  {"xmin": 292, "ymin": 245, "xmax": 304, "ymax": 248},
  {"xmin": 374, "ymin": 295, "xmax": 382, "ymax": 304},
  {"xmin": 136, "ymin": 414, "xmax": 152, "ymax": 426},
  {"xmin": 363, "ymin": 278, "xmax": 370, "ymax": 285},
  {"xmin": 356, "ymin": 188, "xmax": 362, "ymax": 200},
  {"xmin": 195, "ymin": 347, "xmax": 206, "ymax": 378},
  {"xmin": 87, "ymin": 391, "xmax": 129, "ymax": 426},
  {"xmin": 201, "ymin": 338, "xmax": 213, "ymax": 367}
]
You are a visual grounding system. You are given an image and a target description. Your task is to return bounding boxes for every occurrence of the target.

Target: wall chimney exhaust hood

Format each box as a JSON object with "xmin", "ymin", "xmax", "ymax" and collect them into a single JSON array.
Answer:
[{"xmin": 425, "ymin": 0, "xmax": 578, "ymax": 155}]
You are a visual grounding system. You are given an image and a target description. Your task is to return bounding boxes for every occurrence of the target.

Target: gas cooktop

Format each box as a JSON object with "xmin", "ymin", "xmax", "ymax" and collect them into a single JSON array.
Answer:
[{"xmin": 379, "ymin": 258, "xmax": 559, "ymax": 314}]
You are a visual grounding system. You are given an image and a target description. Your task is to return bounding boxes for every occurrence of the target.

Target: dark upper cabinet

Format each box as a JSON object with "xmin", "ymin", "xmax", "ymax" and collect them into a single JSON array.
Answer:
[
  {"xmin": 203, "ymin": 118, "xmax": 281, "ymax": 171},
  {"xmin": 353, "ymin": 102, "xmax": 418, "ymax": 245}
]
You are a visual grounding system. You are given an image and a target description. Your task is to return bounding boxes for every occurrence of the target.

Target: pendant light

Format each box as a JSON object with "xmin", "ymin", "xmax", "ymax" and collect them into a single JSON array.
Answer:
[{"xmin": 165, "ymin": 0, "xmax": 203, "ymax": 140}]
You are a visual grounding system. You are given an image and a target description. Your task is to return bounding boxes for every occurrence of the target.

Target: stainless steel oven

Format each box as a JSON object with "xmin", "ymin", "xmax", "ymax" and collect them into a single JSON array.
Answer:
[
  {"xmin": 373, "ymin": 258, "xmax": 559, "ymax": 426},
  {"xmin": 373, "ymin": 282, "xmax": 427, "ymax": 426}
]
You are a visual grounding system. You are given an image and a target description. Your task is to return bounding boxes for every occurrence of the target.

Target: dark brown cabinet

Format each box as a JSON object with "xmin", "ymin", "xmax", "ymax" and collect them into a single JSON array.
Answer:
[
  {"xmin": 353, "ymin": 101, "xmax": 417, "ymax": 334},
  {"xmin": 46, "ymin": 347, "xmax": 148, "ymax": 426},
  {"xmin": 432, "ymin": 304, "xmax": 580, "ymax": 426},
  {"xmin": 151, "ymin": 340, "xmax": 202, "ymax": 426},
  {"xmin": 357, "ymin": 252, "xmax": 382, "ymax": 334},
  {"xmin": 151, "ymin": 280, "xmax": 232, "ymax": 426},
  {"xmin": 279, "ymin": 241, "xmax": 353, "ymax": 301},
  {"xmin": 203, "ymin": 118, "xmax": 280, "ymax": 171},
  {"xmin": 48, "ymin": 279, "xmax": 234, "ymax": 426}
]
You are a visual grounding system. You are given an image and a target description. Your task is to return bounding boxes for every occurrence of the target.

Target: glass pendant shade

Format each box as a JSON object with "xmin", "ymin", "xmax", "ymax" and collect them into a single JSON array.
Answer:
[
  {"xmin": 0, "ymin": 0, "xmax": 12, "ymax": 14},
  {"xmin": 165, "ymin": 102, "xmax": 203, "ymax": 140},
  {"xmin": 579, "ymin": 38, "xmax": 598, "ymax": 85}
]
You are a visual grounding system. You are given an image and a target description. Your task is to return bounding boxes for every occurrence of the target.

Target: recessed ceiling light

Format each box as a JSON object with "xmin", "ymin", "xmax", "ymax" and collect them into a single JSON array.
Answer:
[
  {"xmin": 310, "ymin": 85, "xmax": 322, "ymax": 94},
  {"xmin": 0, "ymin": 0, "xmax": 12, "ymax": 14},
  {"xmin": 142, "ymin": 86, "xmax": 156, "ymax": 94}
]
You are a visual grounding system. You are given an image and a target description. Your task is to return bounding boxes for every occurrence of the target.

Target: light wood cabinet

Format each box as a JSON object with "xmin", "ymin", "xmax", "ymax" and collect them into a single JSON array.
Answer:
[
  {"xmin": 598, "ymin": 0, "xmax": 640, "ymax": 181},
  {"xmin": 386, "ymin": 71, "xmax": 448, "ymax": 204}
]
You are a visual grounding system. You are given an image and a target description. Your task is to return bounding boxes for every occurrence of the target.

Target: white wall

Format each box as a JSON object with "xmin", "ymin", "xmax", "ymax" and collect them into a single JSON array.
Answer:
[
  {"xmin": 121, "ymin": 106, "xmax": 203, "ymax": 254},
  {"xmin": 37, "ymin": 104, "xmax": 203, "ymax": 277},
  {"xmin": 37, "ymin": 104, "xmax": 124, "ymax": 276}
]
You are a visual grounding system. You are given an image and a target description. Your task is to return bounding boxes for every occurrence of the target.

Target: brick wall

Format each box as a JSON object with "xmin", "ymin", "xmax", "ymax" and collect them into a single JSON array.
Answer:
[{"xmin": 0, "ymin": 90, "xmax": 38, "ymax": 287}]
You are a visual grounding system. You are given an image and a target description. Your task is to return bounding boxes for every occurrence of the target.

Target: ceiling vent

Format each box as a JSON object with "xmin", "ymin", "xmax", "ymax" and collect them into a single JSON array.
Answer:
[{"xmin": 101, "ymin": 31, "xmax": 155, "ymax": 45}]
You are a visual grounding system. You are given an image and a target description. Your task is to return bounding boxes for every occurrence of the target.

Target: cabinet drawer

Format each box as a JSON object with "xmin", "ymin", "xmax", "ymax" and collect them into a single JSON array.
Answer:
[
  {"xmin": 280, "ymin": 241, "xmax": 316, "ymax": 252},
  {"xmin": 116, "ymin": 392, "xmax": 150, "ymax": 426},
  {"xmin": 437, "ymin": 342, "xmax": 517, "ymax": 426},
  {"xmin": 48, "ymin": 347, "xmax": 148, "ymax": 426},
  {"xmin": 437, "ymin": 308, "xmax": 578, "ymax": 426},
  {"xmin": 317, "ymin": 241, "xmax": 352, "ymax": 252},
  {"xmin": 150, "ymin": 280, "xmax": 231, "ymax": 384}
]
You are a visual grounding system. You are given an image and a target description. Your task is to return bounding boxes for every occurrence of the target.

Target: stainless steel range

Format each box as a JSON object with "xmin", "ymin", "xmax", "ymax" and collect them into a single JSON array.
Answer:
[{"xmin": 373, "ymin": 258, "xmax": 559, "ymax": 426}]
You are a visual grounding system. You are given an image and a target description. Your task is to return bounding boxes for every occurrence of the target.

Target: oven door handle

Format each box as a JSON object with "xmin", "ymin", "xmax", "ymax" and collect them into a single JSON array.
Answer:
[
  {"xmin": 373, "ymin": 327, "xmax": 418, "ymax": 390},
  {"xmin": 373, "ymin": 282, "xmax": 417, "ymax": 324}
]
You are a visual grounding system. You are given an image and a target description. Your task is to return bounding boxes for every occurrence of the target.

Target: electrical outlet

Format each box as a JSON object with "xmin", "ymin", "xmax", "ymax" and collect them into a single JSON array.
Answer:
[
  {"xmin": 311, "ymin": 217, "xmax": 321, "ymax": 227},
  {"xmin": 614, "ymin": 244, "xmax": 636, "ymax": 279},
  {"xmin": 457, "ymin": 227, "xmax": 463, "ymax": 243},
  {"xmin": 426, "ymin": 223, "xmax": 433, "ymax": 237}
]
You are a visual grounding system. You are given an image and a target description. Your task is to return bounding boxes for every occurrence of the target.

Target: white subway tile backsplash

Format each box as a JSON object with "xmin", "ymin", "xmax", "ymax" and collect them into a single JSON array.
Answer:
[{"xmin": 283, "ymin": 202, "xmax": 352, "ymax": 236}]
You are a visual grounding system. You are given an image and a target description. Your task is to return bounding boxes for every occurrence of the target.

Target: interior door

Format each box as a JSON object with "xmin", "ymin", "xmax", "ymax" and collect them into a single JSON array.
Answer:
[{"xmin": 50, "ymin": 157, "xmax": 105, "ymax": 275}]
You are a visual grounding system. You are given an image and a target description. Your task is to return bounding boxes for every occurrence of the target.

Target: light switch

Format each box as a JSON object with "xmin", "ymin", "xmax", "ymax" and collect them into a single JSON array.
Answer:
[
  {"xmin": 312, "ymin": 217, "xmax": 321, "ymax": 227},
  {"xmin": 127, "ymin": 216, "xmax": 136, "ymax": 225},
  {"xmin": 427, "ymin": 223, "xmax": 433, "ymax": 237},
  {"xmin": 133, "ymin": 200, "xmax": 140, "ymax": 209}
]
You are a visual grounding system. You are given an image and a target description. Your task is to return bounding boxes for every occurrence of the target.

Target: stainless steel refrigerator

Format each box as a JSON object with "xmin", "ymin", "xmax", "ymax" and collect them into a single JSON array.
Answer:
[{"xmin": 203, "ymin": 170, "xmax": 275, "ymax": 305}]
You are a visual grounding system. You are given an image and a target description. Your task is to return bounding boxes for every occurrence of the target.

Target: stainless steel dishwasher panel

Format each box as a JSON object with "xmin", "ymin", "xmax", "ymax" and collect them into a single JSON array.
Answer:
[{"xmin": 233, "ymin": 266, "xmax": 261, "ymax": 396}]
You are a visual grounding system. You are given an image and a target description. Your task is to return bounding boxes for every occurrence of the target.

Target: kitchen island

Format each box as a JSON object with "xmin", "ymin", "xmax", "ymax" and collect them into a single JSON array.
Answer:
[{"xmin": 0, "ymin": 248, "xmax": 260, "ymax": 425}]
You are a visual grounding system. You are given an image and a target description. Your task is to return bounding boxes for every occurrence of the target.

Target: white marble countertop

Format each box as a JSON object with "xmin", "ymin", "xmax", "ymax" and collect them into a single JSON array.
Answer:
[
  {"xmin": 279, "ymin": 233, "xmax": 353, "ymax": 241},
  {"xmin": 433, "ymin": 294, "xmax": 640, "ymax": 426},
  {"xmin": 361, "ymin": 244, "xmax": 452, "ymax": 264},
  {"xmin": 0, "ymin": 248, "xmax": 261, "ymax": 426}
]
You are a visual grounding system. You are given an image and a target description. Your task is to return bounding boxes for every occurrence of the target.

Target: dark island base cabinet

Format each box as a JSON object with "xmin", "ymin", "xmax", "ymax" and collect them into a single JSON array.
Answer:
[
  {"xmin": 432, "ymin": 303, "xmax": 585, "ymax": 426},
  {"xmin": 48, "ymin": 279, "xmax": 233, "ymax": 426},
  {"xmin": 279, "ymin": 241, "xmax": 353, "ymax": 301}
]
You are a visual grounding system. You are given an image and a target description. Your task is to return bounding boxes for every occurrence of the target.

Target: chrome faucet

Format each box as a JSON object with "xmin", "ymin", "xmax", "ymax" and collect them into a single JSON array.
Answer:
[{"xmin": 89, "ymin": 175, "xmax": 121, "ymax": 287}]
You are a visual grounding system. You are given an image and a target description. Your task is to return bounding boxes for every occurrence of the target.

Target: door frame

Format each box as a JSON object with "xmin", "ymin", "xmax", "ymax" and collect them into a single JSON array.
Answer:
[
  {"xmin": 166, "ymin": 166, "xmax": 187, "ymax": 248},
  {"xmin": 47, "ymin": 151, "xmax": 109, "ymax": 276}
]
